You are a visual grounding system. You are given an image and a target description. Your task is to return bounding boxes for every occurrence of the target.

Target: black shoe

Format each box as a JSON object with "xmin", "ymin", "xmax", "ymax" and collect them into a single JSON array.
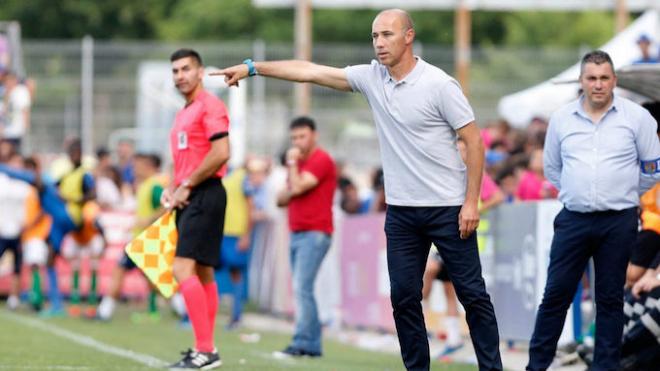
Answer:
[
  {"xmin": 576, "ymin": 344, "xmax": 593, "ymax": 367},
  {"xmin": 273, "ymin": 345, "xmax": 321, "ymax": 359},
  {"xmin": 169, "ymin": 348, "xmax": 222, "ymax": 370}
]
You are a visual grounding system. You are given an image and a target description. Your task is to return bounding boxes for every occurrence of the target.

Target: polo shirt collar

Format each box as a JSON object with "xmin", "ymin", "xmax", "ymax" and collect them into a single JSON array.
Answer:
[{"xmin": 385, "ymin": 56, "xmax": 425, "ymax": 85}]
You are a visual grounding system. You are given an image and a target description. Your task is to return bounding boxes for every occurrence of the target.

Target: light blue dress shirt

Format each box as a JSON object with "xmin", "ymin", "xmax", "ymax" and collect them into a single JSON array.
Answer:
[{"xmin": 544, "ymin": 95, "xmax": 660, "ymax": 212}]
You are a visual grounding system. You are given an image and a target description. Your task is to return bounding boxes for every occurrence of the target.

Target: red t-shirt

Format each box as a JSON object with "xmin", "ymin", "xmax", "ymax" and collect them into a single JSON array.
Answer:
[
  {"xmin": 170, "ymin": 90, "xmax": 230, "ymax": 186},
  {"xmin": 288, "ymin": 148, "xmax": 336, "ymax": 234}
]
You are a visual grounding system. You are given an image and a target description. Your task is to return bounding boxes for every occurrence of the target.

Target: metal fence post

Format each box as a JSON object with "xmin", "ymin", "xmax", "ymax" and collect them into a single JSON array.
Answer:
[{"xmin": 81, "ymin": 35, "xmax": 94, "ymax": 156}]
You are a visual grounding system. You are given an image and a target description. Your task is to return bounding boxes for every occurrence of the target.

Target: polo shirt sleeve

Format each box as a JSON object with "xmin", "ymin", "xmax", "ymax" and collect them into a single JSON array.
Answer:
[
  {"xmin": 203, "ymin": 101, "xmax": 230, "ymax": 140},
  {"xmin": 304, "ymin": 152, "xmax": 332, "ymax": 182},
  {"xmin": 344, "ymin": 63, "xmax": 373, "ymax": 93},
  {"xmin": 438, "ymin": 79, "xmax": 475, "ymax": 130}
]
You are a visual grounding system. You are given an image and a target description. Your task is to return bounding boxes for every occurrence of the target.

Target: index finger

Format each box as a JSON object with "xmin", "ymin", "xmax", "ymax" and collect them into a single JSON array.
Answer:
[{"xmin": 208, "ymin": 70, "xmax": 225, "ymax": 76}]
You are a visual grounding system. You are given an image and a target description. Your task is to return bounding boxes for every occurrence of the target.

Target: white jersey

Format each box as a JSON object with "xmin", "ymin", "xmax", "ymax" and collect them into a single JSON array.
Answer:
[{"xmin": 0, "ymin": 173, "xmax": 31, "ymax": 238}]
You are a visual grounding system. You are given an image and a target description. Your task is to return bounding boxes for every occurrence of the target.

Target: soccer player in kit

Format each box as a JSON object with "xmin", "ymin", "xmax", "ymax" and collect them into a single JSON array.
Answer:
[
  {"xmin": 215, "ymin": 9, "xmax": 502, "ymax": 371},
  {"xmin": 57, "ymin": 138, "xmax": 102, "ymax": 317},
  {"xmin": 162, "ymin": 49, "xmax": 230, "ymax": 370}
]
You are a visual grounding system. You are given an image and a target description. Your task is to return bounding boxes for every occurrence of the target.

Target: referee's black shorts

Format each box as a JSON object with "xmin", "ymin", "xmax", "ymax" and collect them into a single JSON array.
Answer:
[
  {"xmin": 175, "ymin": 178, "xmax": 226, "ymax": 267},
  {"xmin": 431, "ymin": 251, "xmax": 451, "ymax": 282}
]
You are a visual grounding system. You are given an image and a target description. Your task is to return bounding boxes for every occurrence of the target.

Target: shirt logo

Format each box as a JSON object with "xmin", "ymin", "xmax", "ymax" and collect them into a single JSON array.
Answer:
[
  {"xmin": 640, "ymin": 158, "xmax": 659, "ymax": 174},
  {"xmin": 177, "ymin": 132, "xmax": 188, "ymax": 150}
]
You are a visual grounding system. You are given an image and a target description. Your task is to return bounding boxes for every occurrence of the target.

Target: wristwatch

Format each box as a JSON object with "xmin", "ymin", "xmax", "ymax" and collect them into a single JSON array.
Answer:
[{"xmin": 243, "ymin": 58, "xmax": 258, "ymax": 76}]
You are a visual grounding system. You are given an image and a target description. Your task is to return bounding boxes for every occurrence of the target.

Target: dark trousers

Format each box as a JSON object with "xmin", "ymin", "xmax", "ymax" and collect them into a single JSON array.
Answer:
[
  {"xmin": 385, "ymin": 205, "xmax": 503, "ymax": 371},
  {"xmin": 527, "ymin": 207, "xmax": 638, "ymax": 371}
]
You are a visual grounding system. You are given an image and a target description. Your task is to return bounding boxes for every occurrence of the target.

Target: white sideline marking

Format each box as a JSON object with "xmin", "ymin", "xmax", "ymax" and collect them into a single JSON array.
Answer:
[
  {"xmin": 2, "ymin": 310, "xmax": 168, "ymax": 368},
  {"xmin": 0, "ymin": 366, "xmax": 90, "ymax": 370}
]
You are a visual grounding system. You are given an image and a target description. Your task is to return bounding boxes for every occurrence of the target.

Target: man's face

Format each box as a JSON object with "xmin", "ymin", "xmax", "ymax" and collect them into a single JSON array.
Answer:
[
  {"xmin": 172, "ymin": 57, "xmax": 203, "ymax": 96},
  {"xmin": 580, "ymin": 62, "xmax": 617, "ymax": 108},
  {"xmin": 4, "ymin": 75, "xmax": 16, "ymax": 89},
  {"xmin": 290, "ymin": 126, "xmax": 317, "ymax": 155},
  {"xmin": 638, "ymin": 40, "xmax": 651, "ymax": 57},
  {"xmin": 133, "ymin": 157, "xmax": 149, "ymax": 179},
  {"xmin": 371, "ymin": 13, "xmax": 413, "ymax": 67},
  {"xmin": 117, "ymin": 141, "xmax": 134, "ymax": 162},
  {"xmin": 98, "ymin": 154, "xmax": 111, "ymax": 168},
  {"xmin": 6, "ymin": 154, "xmax": 23, "ymax": 169},
  {"xmin": 68, "ymin": 146, "xmax": 82, "ymax": 166},
  {"xmin": 0, "ymin": 140, "xmax": 14, "ymax": 163}
]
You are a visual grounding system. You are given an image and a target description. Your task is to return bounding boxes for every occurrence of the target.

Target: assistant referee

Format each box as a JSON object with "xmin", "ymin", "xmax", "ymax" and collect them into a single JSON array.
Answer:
[{"xmin": 163, "ymin": 49, "xmax": 229, "ymax": 370}]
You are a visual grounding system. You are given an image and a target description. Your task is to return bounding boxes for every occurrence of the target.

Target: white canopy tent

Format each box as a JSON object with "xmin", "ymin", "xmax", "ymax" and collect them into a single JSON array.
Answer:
[{"xmin": 498, "ymin": 9, "xmax": 659, "ymax": 128}]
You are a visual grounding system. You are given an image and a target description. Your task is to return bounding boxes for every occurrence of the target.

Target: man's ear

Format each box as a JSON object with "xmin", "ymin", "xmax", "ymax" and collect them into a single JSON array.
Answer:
[{"xmin": 405, "ymin": 28, "xmax": 415, "ymax": 45}]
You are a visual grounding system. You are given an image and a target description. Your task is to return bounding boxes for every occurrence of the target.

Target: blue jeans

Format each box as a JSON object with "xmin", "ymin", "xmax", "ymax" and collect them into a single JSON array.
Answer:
[{"xmin": 289, "ymin": 231, "xmax": 331, "ymax": 354}]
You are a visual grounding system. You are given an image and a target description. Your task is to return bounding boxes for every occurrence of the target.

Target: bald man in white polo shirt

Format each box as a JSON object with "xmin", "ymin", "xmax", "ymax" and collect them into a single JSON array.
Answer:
[{"xmin": 215, "ymin": 9, "xmax": 502, "ymax": 371}]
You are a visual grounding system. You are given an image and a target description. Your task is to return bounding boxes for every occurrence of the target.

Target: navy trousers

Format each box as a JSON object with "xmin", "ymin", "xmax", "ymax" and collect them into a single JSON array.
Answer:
[
  {"xmin": 385, "ymin": 205, "xmax": 503, "ymax": 371},
  {"xmin": 527, "ymin": 207, "xmax": 638, "ymax": 371}
]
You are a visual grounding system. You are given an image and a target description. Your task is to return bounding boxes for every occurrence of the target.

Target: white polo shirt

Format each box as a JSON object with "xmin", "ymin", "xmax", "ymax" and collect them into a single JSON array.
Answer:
[{"xmin": 345, "ymin": 58, "xmax": 474, "ymax": 206}]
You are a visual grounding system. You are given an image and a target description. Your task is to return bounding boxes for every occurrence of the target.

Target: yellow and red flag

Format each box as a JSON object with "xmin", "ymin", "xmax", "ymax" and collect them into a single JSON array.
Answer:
[{"xmin": 125, "ymin": 211, "xmax": 178, "ymax": 298}]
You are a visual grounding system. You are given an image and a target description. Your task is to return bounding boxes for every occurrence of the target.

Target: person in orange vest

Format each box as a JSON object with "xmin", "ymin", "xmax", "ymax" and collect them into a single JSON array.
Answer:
[{"xmin": 625, "ymin": 182, "xmax": 660, "ymax": 288}]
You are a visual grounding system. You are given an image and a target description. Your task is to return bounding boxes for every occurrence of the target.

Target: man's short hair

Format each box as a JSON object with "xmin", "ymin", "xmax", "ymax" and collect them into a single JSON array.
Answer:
[
  {"xmin": 135, "ymin": 152, "xmax": 161, "ymax": 169},
  {"xmin": 289, "ymin": 116, "xmax": 316, "ymax": 131},
  {"xmin": 580, "ymin": 50, "xmax": 615, "ymax": 76},
  {"xmin": 96, "ymin": 147, "xmax": 110, "ymax": 159},
  {"xmin": 170, "ymin": 49, "xmax": 203, "ymax": 66}
]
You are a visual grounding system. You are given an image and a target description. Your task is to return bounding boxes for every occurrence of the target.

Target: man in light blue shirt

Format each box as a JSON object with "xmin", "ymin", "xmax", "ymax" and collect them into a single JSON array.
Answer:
[{"xmin": 528, "ymin": 50, "xmax": 660, "ymax": 371}]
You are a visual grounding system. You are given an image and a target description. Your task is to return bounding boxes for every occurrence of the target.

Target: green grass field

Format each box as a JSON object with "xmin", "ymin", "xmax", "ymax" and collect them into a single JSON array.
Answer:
[{"xmin": 0, "ymin": 306, "xmax": 476, "ymax": 371}]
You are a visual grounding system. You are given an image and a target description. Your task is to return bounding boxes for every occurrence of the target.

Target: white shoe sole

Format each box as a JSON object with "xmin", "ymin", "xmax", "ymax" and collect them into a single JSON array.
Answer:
[{"xmin": 200, "ymin": 359, "xmax": 222, "ymax": 369}]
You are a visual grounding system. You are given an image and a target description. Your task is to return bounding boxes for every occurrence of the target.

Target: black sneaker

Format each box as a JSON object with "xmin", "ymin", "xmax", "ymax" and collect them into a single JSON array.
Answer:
[
  {"xmin": 576, "ymin": 344, "xmax": 593, "ymax": 367},
  {"xmin": 273, "ymin": 345, "xmax": 321, "ymax": 359},
  {"xmin": 169, "ymin": 348, "xmax": 222, "ymax": 370}
]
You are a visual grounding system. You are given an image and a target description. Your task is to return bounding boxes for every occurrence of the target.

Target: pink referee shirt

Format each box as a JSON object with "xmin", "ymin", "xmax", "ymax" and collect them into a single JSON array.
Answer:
[{"xmin": 170, "ymin": 90, "xmax": 230, "ymax": 186}]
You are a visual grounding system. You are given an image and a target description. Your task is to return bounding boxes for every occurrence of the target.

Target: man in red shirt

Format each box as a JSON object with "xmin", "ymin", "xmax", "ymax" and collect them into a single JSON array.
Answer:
[
  {"xmin": 274, "ymin": 117, "xmax": 336, "ymax": 358},
  {"xmin": 161, "ymin": 49, "xmax": 229, "ymax": 370}
]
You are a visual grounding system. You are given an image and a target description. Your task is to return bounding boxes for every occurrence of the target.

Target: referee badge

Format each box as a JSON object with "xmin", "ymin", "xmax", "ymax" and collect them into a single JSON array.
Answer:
[{"xmin": 177, "ymin": 131, "xmax": 188, "ymax": 150}]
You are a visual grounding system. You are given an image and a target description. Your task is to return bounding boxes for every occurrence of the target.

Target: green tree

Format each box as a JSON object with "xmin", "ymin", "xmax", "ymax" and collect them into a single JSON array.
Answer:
[
  {"xmin": 0, "ymin": 0, "xmax": 175, "ymax": 39},
  {"xmin": 0, "ymin": 0, "xmax": 639, "ymax": 48},
  {"xmin": 503, "ymin": 11, "xmax": 615, "ymax": 48}
]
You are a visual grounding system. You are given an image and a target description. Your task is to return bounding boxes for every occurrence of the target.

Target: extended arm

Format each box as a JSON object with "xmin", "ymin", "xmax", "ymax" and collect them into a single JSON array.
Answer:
[{"xmin": 212, "ymin": 60, "xmax": 352, "ymax": 92}]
